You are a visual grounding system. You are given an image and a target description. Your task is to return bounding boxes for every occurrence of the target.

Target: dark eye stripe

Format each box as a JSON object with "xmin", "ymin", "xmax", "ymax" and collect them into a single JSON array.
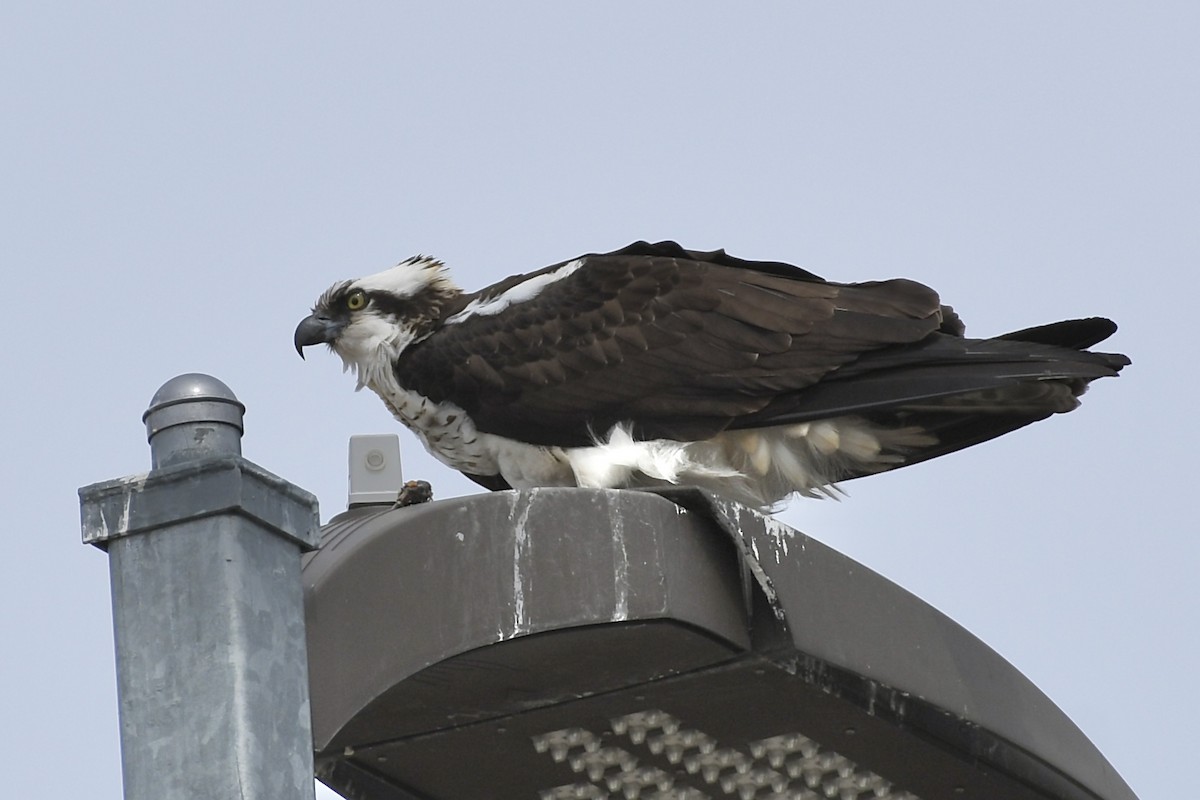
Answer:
[{"xmin": 369, "ymin": 288, "xmax": 437, "ymax": 319}]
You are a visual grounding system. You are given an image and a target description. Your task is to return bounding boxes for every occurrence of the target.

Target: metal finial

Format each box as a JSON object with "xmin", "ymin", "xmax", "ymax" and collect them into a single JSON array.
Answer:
[{"xmin": 143, "ymin": 373, "xmax": 246, "ymax": 468}]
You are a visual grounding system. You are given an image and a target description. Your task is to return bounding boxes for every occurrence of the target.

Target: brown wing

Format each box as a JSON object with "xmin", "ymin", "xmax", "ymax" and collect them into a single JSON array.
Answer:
[{"xmin": 394, "ymin": 241, "xmax": 947, "ymax": 446}]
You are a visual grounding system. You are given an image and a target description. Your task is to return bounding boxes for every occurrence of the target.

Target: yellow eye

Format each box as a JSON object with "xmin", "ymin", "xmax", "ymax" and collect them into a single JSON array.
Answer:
[{"xmin": 346, "ymin": 290, "xmax": 366, "ymax": 311}]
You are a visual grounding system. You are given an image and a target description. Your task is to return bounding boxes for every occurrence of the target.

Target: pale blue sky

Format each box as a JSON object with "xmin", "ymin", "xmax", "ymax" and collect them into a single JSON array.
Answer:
[{"xmin": 2, "ymin": 4, "xmax": 1194, "ymax": 799}]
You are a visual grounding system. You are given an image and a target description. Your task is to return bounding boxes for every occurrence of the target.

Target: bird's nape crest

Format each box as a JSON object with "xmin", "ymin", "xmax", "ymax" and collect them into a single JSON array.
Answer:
[{"xmin": 352, "ymin": 256, "xmax": 458, "ymax": 298}]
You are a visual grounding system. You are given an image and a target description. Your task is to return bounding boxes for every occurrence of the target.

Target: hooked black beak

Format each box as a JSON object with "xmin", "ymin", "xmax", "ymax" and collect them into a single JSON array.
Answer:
[{"xmin": 294, "ymin": 314, "xmax": 338, "ymax": 359}]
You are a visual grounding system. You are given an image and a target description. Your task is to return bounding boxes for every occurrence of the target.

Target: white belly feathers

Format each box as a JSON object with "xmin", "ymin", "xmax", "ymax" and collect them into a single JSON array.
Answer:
[{"xmin": 368, "ymin": 368, "xmax": 931, "ymax": 510}]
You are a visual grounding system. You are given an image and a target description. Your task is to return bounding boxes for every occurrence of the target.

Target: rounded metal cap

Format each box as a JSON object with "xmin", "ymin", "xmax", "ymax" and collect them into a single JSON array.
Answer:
[{"xmin": 143, "ymin": 373, "xmax": 246, "ymax": 468}]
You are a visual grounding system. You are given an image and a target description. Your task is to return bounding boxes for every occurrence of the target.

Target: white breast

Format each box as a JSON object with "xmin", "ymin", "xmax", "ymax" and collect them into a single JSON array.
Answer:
[
  {"xmin": 365, "ymin": 359, "xmax": 931, "ymax": 510},
  {"xmin": 369, "ymin": 372, "xmax": 577, "ymax": 486}
]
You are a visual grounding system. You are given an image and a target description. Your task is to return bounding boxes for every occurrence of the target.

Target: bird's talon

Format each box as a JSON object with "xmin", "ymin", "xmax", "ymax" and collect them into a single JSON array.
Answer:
[{"xmin": 394, "ymin": 480, "xmax": 434, "ymax": 508}]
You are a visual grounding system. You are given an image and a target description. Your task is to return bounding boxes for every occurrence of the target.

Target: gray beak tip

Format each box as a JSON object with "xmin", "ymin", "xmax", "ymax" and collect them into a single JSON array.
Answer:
[{"xmin": 294, "ymin": 314, "xmax": 333, "ymax": 360}]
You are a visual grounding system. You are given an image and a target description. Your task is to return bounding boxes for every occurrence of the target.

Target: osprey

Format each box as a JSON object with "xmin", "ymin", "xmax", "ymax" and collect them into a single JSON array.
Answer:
[{"xmin": 295, "ymin": 241, "xmax": 1128, "ymax": 510}]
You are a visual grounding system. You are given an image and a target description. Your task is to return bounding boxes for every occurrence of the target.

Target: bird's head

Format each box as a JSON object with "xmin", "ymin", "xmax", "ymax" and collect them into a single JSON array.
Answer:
[{"xmin": 295, "ymin": 256, "xmax": 461, "ymax": 388}]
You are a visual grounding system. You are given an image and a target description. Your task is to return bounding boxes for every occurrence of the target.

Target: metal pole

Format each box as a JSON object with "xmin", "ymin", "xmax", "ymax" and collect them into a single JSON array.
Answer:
[{"xmin": 79, "ymin": 374, "xmax": 321, "ymax": 800}]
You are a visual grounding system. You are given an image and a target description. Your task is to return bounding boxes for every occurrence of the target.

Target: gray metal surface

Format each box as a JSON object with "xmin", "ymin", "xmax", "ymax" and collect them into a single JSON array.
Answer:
[
  {"xmin": 142, "ymin": 372, "xmax": 245, "ymax": 469},
  {"xmin": 302, "ymin": 488, "xmax": 749, "ymax": 755},
  {"xmin": 665, "ymin": 488, "xmax": 1139, "ymax": 800},
  {"xmin": 79, "ymin": 374, "xmax": 321, "ymax": 800},
  {"xmin": 304, "ymin": 487, "xmax": 1139, "ymax": 800}
]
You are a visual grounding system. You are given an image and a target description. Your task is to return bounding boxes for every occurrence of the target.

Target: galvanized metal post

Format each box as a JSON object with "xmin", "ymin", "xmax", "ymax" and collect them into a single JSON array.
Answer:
[{"xmin": 79, "ymin": 374, "xmax": 321, "ymax": 800}]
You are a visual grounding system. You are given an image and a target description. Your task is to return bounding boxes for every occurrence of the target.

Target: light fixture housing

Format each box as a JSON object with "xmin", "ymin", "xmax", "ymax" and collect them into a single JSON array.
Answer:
[{"xmin": 302, "ymin": 488, "xmax": 1138, "ymax": 800}]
